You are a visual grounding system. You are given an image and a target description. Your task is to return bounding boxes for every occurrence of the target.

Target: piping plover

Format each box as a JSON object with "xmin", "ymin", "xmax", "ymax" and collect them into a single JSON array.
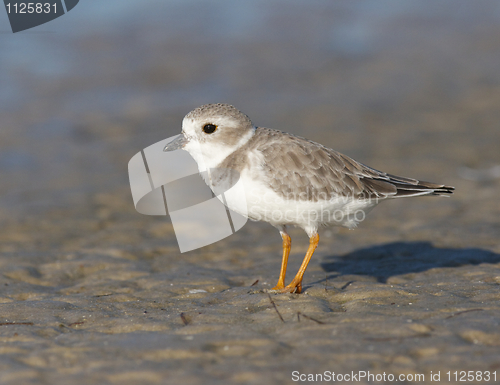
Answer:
[{"xmin": 164, "ymin": 103, "xmax": 454, "ymax": 293}]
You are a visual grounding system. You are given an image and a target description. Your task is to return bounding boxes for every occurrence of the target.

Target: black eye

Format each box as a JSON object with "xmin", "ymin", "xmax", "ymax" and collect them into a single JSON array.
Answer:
[{"xmin": 202, "ymin": 123, "xmax": 217, "ymax": 134}]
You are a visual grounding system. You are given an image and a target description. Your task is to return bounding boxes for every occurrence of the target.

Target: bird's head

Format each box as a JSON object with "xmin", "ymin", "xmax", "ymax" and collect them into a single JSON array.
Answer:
[{"xmin": 164, "ymin": 103, "xmax": 256, "ymax": 170}]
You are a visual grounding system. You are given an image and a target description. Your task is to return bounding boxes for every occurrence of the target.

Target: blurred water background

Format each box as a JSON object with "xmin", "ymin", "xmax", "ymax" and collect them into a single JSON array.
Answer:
[{"xmin": 2, "ymin": 1, "xmax": 499, "ymax": 217}]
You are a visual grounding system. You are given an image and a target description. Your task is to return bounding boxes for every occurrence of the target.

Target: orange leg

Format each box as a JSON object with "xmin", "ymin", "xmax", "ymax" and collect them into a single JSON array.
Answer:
[
  {"xmin": 279, "ymin": 233, "xmax": 319, "ymax": 294},
  {"xmin": 271, "ymin": 232, "xmax": 292, "ymax": 290}
]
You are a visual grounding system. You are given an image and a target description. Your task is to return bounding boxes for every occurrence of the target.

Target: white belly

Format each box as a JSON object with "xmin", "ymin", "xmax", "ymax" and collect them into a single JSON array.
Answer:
[{"xmin": 215, "ymin": 168, "xmax": 380, "ymax": 236}]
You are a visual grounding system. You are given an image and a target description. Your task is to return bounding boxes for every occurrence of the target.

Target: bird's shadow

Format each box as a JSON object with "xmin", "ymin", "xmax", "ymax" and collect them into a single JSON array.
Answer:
[{"xmin": 319, "ymin": 241, "xmax": 500, "ymax": 284}]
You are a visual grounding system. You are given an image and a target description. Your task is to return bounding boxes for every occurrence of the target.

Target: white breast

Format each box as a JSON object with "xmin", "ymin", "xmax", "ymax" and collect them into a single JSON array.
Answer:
[{"xmin": 215, "ymin": 152, "xmax": 380, "ymax": 237}]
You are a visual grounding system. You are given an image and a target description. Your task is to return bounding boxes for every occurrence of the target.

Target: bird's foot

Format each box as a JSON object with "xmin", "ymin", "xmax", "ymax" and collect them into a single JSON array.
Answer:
[
  {"xmin": 281, "ymin": 282, "xmax": 302, "ymax": 294},
  {"xmin": 267, "ymin": 281, "xmax": 302, "ymax": 294},
  {"xmin": 270, "ymin": 282, "xmax": 285, "ymax": 291}
]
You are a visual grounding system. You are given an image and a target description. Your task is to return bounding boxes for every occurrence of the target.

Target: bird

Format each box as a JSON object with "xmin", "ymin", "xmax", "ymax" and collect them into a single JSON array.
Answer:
[{"xmin": 164, "ymin": 103, "xmax": 454, "ymax": 293}]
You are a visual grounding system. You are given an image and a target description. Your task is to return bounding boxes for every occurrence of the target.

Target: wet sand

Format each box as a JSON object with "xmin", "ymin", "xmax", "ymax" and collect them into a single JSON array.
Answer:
[{"xmin": 1, "ymin": 1, "xmax": 500, "ymax": 384}]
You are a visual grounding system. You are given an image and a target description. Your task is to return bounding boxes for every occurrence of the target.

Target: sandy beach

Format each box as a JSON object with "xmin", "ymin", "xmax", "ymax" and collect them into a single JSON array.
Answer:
[{"xmin": 1, "ymin": 1, "xmax": 500, "ymax": 384}]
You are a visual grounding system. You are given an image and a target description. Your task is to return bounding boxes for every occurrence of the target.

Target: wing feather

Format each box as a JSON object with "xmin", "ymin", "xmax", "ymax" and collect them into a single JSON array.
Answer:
[{"xmin": 232, "ymin": 127, "xmax": 454, "ymax": 201}]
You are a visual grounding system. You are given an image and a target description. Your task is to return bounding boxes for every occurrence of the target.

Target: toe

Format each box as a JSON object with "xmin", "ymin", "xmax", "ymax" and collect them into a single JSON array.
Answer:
[{"xmin": 278, "ymin": 284, "xmax": 301, "ymax": 294}]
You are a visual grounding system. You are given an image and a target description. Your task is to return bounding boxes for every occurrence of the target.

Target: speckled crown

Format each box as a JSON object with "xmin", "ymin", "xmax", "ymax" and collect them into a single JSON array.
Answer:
[{"xmin": 185, "ymin": 103, "xmax": 253, "ymax": 127}]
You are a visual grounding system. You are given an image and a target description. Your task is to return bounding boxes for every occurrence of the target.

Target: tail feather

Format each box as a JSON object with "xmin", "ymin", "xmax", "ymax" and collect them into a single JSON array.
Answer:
[
  {"xmin": 385, "ymin": 174, "xmax": 454, "ymax": 198},
  {"xmin": 353, "ymin": 157, "xmax": 455, "ymax": 199}
]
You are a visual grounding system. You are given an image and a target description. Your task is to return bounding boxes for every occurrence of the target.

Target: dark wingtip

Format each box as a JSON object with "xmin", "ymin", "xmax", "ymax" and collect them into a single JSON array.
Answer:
[
  {"xmin": 430, "ymin": 185, "xmax": 455, "ymax": 196},
  {"xmin": 394, "ymin": 182, "xmax": 455, "ymax": 197}
]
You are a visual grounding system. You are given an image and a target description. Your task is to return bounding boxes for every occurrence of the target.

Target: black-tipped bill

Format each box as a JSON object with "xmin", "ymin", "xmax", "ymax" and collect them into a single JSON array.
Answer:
[{"xmin": 163, "ymin": 135, "xmax": 188, "ymax": 152}]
